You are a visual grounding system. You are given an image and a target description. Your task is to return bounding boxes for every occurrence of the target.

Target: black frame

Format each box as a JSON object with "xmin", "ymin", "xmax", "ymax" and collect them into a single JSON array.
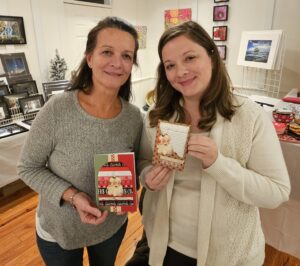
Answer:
[
  {"xmin": 213, "ymin": 5, "xmax": 229, "ymax": 21},
  {"xmin": 0, "ymin": 123, "xmax": 28, "ymax": 139},
  {"xmin": 4, "ymin": 92, "xmax": 28, "ymax": 109},
  {"xmin": 42, "ymin": 80, "xmax": 70, "ymax": 101},
  {"xmin": 19, "ymin": 94, "xmax": 45, "ymax": 115},
  {"xmin": 212, "ymin": 26, "xmax": 228, "ymax": 41},
  {"xmin": 22, "ymin": 118, "xmax": 34, "ymax": 126},
  {"xmin": 11, "ymin": 80, "xmax": 38, "ymax": 95},
  {"xmin": 0, "ymin": 15, "xmax": 27, "ymax": 45},
  {"xmin": 0, "ymin": 84, "xmax": 10, "ymax": 96},
  {"xmin": 0, "ymin": 101, "xmax": 10, "ymax": 120},
  {"xmin": 214, "ymin": 0, "xmax": 229, "ymax": 3},
  {"xmin": 217, "ymin": 45, "xmax": 227, "ymax": 60}
]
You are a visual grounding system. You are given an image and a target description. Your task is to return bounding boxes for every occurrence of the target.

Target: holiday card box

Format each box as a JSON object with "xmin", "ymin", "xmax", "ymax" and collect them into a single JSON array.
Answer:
[{"xmin": 94, "ymin": 152, "xmax": 138, "ymax": 213}]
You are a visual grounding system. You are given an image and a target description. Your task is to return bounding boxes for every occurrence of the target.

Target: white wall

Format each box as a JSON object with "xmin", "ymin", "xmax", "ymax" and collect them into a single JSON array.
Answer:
[{"xmin": 0, "ymin": 0, "xmax": 299, "ymax": 99}]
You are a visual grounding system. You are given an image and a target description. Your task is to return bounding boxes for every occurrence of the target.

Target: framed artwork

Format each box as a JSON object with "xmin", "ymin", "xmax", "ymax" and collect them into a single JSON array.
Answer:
[
  {"xmin": 213, "ymin": 5, "xmax": 228, "ymax": 21},
  {"xmin": 11, "ymin": 80, "xmax": 38, "ymax": 95},
  {"xmin": 0, "ymin": 101, "xmax": 10, "ymax": 121},
  {"xmin": 217, "ymin": 45, "xmax": 227, "ymax": 60},
  {"xmin": 4, "ymin": 92, "xmax": 28, "ymax": 109},
  {"xmin": 213, "ymin": 26, "xmax": 227, "ymax": 41},
  {"xmin": 0, "ymin": 53, "xmax": 29, "ymax": 76},
  {"xmin": 19, "ymin": 94, "xmax": 44, "ymax": 115},
  {"xmin": 237, "ymin": 30, "xmax": 283, "ymax": 70},
  {"xmin": 22, "ymin": 118, "xmax": 34, "ymax": 126},
  {"xmin": 0, "ymin": 16, "xmax": 26, "ymax": 45},
  {"xmin": 165, "ymin": 8, "xmax": 192, "ymax": 29},
  {"xmin": 214, "ymin": 0, "xmax": 229, "ymax": 2},
  {"xmin": 42, "ymin": 80, "xmax": 70, "ymax": 101},
  {"xmin": 0, "ymin": 84, "xmax": 9, "ymax": 96},
  {"xmin": 153, "ymin": 120, "xmax": 191, "ymax": 171},
  {"xmin": 0, "ymin": 123, "xmax": 28, "ymax": 139}
]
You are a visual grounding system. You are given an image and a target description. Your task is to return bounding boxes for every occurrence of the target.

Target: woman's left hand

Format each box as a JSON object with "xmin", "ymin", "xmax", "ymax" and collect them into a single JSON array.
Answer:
[{"xmin": 187, "ymin": 135, "xmax": 218, "ymax": 169}]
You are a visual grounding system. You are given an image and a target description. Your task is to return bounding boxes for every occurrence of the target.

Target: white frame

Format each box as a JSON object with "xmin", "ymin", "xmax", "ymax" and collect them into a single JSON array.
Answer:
[
  {"xmin": 237, "ymin": 30, "xmax": 282, "ymax": 70},
  {"xmin": 63, "ymin": 0, "xmax": 112, "ymax": 8}
]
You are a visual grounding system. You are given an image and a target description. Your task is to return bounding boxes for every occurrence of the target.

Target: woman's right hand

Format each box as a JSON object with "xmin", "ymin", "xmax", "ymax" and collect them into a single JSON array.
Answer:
[
  {"xmin": 144, "ymin": 165, "xmax": 172, "ymax": 191},
  {"xmin": 72, "ymin": 191, "xmax": 109, "ymax": 225}
]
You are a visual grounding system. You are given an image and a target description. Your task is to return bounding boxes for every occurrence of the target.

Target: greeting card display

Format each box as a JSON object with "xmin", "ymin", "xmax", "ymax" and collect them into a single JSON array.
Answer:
[
  {"xmin": 153, "ymin": 120, "xmax": 190, "ymax": 171},
  {"xmin": 94, "ymin": 152, "xmax": 137, "ymax": 213}
]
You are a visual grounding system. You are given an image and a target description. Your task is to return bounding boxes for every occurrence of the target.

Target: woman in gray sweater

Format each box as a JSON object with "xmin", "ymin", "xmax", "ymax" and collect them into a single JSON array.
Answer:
[{"xmin": 17, "ymin": 17, "xmax": 143, "ymax": 266}]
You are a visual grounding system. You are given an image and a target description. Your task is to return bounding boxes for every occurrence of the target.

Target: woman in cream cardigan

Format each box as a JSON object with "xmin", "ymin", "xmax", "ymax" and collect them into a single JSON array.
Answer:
[{"xmin": 138, "ymin": 21, "xmax": 290, "ymax": 266}]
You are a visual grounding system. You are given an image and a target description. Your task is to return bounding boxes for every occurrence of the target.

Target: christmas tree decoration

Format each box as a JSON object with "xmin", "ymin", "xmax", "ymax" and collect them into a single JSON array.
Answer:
[{"xmin": 49, "ymin": 49, "xmax": 67, "ymax": 81}]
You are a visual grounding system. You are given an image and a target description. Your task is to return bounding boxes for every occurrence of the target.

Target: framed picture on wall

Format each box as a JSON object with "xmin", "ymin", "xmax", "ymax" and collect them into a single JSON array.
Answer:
[
  {"xmin": 213, "ymin": 26, "xmax": 227, "ymax": 41},
  {"xmin": 0, "ymin": 15, "xmax": 27, "ymax": 45},
  {"xmin": 213, "ymin": 5, "xmax": 228, "ymax": 21},
  {"xmin": 42, "ymin": 80, "xmax": 70, "ymax": 101},
  {"xmin": 11, "ymin": 80, "xmax": 38, "ymax": 95},
  {"xmin": 3, "ymin": 92, "xmax": 28, "ymax": 109},
  {"xmin": 0, "ymin": 101, "xmax": 10, "ymax": 121},
  {"xmin": 0, "ymin": 123, "xmax": 28, "ymax": 139},
  {"xmin": 19, "ymin": 94, "xmax": 45, "ymax": 115},
  {"xmin": 237, "ymin": 30, "xmax": 283, "ymax": 70},
  {"xmin": 217, "ymin": 45, "xmax": 227, "ymax": 60}
]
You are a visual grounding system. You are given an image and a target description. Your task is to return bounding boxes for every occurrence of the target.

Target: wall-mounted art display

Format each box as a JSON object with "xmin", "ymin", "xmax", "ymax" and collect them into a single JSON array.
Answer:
[
  {"xmin": 217, "ymin": 45, "xmax": 227, "ymax": 60},
  {"xmin": 0, "ymin": 101, "xmax": 10, "ymax": 121},
  {"xmin": 0, "ymin": 15, "xmax": 27, "ymax": 45},
  {"xmin": 3, "ymin": 92, "xmax": 28, "ymax": 109},
  {"xmin": 213, "ymin": 26, "xmax": 227, "ymax": 41},
  {"xmin": 0, "ymin": 84, "xmax": 9, "ymax": 96},
  {"xmin": 19, "ymin": 94, "xmax": 44, "ymax": 115},
  {"xmin": 213, "ymin": 5, "xmax": 228, "ymax": 21},
  {"xmin": 214, "ymin": 0, "xmax": 229, "ymax": 3},
  {"xmin": 0, "ymin": 123, "xmax": 28, "ymax": 139},
  {"xmin": 135, "ymin": 26, "xmax": 147, "ymax": 49},
  {"xmin": 11, "ymin": 80, "xmax": 38, "ymax": 95},
  {"xmin": 42, "ymin": 80, "xmax": 70, "ymax": 101},
  {"xmin": 164, "ymin": 8, "xmax": 192, "ymax": 29},
  {"xmin": 237, "ymin": 30, "xmax": 283, "ymax": 70}
]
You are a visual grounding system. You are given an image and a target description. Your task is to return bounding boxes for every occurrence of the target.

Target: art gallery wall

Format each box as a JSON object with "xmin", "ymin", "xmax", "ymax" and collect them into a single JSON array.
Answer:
[{"xmin": 0, "ymin": 0, "xmax": 299, "ymax": 99}]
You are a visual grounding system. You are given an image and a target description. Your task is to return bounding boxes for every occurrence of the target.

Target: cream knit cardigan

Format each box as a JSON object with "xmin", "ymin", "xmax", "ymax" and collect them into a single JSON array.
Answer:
[{"xmin": 138, "ymin": 96, "xmax": 290, "ymax": 266}]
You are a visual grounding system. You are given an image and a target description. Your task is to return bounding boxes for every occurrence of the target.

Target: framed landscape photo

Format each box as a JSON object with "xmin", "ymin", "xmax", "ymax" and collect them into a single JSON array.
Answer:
[
  {"xmin": 0, "ymin": 84, "xmax": 9, "ymax": 96},
  {"xmin": 0, "ymin": 101, "xmax": 10, "ymax": 121},
  {"xmin": 237, "ymin": 30, "xmax": 283, "ymax": 70},
  {"xmin": 4, "ymin": 92, "xmax": 28, "ymax": 109},
  {"xmin": 42, "ymin": 80, "xmax": 70, "ymax": 101},
  {"xmin": 0, "ymin": 52, "xmax": 30, "ymax": 76},
  {"xmin": 11, "ymin": 80, "xmax": 38, "ymax": 95},
  {"xmin": 217, "ymin": 45, "xmax": 227, "ymax": 60},
  {"xmin": 0, "ymin": 123, "xmax": 28, "ymax": 139},
  {"xmin": 0, "ymin": 16, "xmax": 27, "ymax": 45},
  {"xmin": 19, "ymin": 94, "xmax": 44, "ymax": 115},
  {"xmin": 213, "ymin": 5, "xmax": 228, "ymax": 21},
  {"xmin": 213, "ymin": 26, "xmax": 227, "ymax": 41}
]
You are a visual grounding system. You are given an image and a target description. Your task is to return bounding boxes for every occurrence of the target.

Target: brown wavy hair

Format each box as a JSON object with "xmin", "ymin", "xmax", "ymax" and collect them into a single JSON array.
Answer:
[
  {"xmin": 149, "ymin": 21, "xmax": 235, "ymax": 130},
  {"xmin": 69, "ymin": 16, "xmax": 139, "ymax": 101}
]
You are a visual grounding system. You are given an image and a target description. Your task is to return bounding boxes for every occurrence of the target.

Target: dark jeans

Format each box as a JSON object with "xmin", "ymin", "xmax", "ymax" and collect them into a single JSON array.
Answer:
[
  {"xmin": 36, "ymin": 220, "xmax": 127, "ymax": 266},
  {"xmin": 163, "ymin": 247, "xmax": 197, "ymax": 266}
]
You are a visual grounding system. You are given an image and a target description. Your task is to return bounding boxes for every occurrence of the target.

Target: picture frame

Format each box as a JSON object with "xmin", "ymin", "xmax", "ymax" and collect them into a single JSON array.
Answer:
[
  {"xmin": 217, "ymin": 45, "xmax": 227, "ymax": 60},
  {"xmin": 237, "ymin": 30, "xmax": 283, "ymax": 70},
  {"xmin": 214, "ymin": 0, "xmax": 229, "ymax": 3},
  {"xmin": 213, "ymin": 5, "xmax": 228, "ymax": 21},
  {"xmin": 0, "ymin": 15, "xmax": 27, "ymax": 45},
  {"xmin": 11, "ymin": 80, "xmax": 38, "ymax": 95},
  {"xmin": 0, "ymin": 123, "xmax": 28, "ymax": 139},
  {"xmin": 42, "ymin": 80, "xmax": 70, "ymax": 101},
  {"xmin": 19, "ymin": 94, "xmax": 45, "ymax": 115},
  {"xmin": 213, "ymin": 26, "xmax": 227, "ymax": 41},
  {"xmin": 0, "ymin": 84, "xmax": 10, "ymax": 96},
  {"xmin": 0, "ymin": 101, "xmax": 10, "ymax": 121},
  {"xmin": 4, "ymin": 92, "xmax": 28, "ymax": 109}
]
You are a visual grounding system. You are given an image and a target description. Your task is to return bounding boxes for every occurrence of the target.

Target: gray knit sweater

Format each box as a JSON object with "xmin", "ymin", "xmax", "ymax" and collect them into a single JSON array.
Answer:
[{"xmin": 17, "ymin": 90, "xmax": 143, "ymax": 249}]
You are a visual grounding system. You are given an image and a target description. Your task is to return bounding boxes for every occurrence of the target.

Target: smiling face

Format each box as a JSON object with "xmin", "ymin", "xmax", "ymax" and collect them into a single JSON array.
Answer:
[
  {"xmin": 86, "ymin": 28, "xmax": 135, "ymax": 94},
  {"xmin": 162, "ymin": 35, "xmax": 212, "ymax": 101}
]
